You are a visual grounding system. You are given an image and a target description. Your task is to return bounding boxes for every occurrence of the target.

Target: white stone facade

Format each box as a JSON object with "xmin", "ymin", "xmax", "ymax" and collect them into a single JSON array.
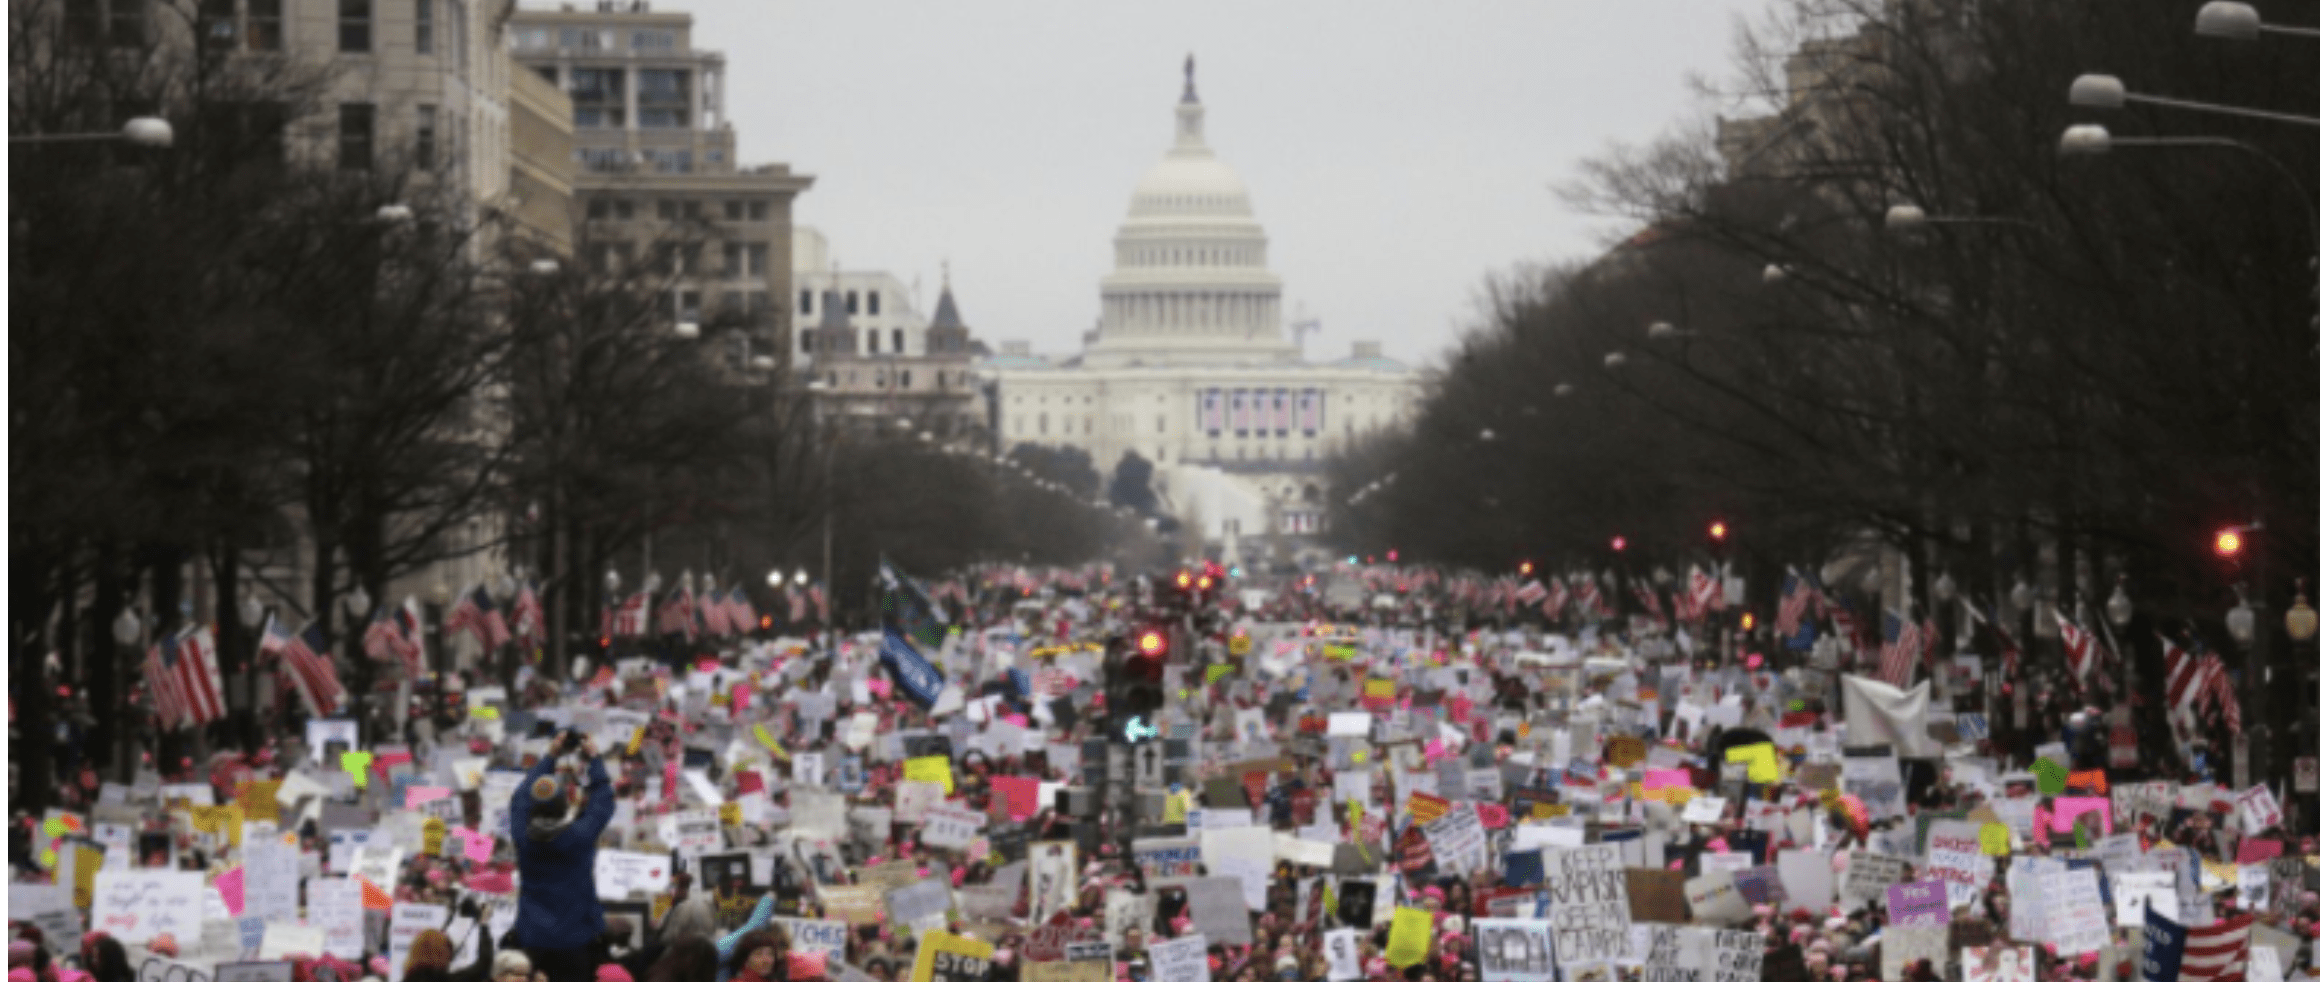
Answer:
[{"xmin": 983, "ymin": 60, "xmax": 1421, "ymax": 558}]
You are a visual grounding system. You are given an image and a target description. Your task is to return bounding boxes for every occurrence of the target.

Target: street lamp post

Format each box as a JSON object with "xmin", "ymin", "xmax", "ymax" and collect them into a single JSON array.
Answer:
[
  {"xmin": 2196, "ymin": 1, "xmax": 2320, "ymax": 40},
  {"xmin": 11, "ymin": 117, "xmax": 175, "ymax": 146},
  {"xmin": 2068, "ymin": 74, "xmax": 2320, "ymax": 128}
]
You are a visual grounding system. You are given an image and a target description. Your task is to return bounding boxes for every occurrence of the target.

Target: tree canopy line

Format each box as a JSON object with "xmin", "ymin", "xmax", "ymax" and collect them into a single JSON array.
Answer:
[
  {"xmin": 1331, "ymin": 0, "xmax": 2316, "ymax": 719},
  {"xmin": 7, "ymin": 0, "xmax": 1150, "ymax": 809}
]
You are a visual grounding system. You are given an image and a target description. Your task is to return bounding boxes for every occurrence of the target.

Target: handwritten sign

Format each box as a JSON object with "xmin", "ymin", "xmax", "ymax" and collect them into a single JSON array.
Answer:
[
  {"xmin": 1548, "ymin": 844, "xmax": 1633, "ymax": 967},
  {"xmin": 90, "ymin": 870, "xmax": 205, "ymax": 944}
]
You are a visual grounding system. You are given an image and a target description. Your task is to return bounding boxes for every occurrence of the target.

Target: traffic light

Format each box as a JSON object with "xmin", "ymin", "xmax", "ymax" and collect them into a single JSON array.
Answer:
[
  {"xmin": 1519, "ymin": 561, "xmax": 1534, "ymax": 577},
  {"xmin": 1739, "ymin": 611, "xmax": 1756, "ymax": 632},
  {"xmin": 2214, "ymin": 528, "xmax": 2245, "ymax": 559},
  {"xmin": 1135, "ymin": 627, "xmax": 1169, "ymax": 660},
  {"xmin": 1708, "ymin": 520, "xmax": 1728, "ymax": 543},
  {"xmin": 1610, "ymin": 535, "xmax": 1628, "ymax": 553},
  {"xmin": 1175, "ymin": 570, "xmax": 1193, "ymax": 590}
]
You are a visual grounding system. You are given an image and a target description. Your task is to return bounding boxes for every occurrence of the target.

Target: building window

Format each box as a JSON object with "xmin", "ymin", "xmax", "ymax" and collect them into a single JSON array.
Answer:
[
  {"xmin": 587, "ymin": 199, "xmax": 610, "ymax": 220},
  {"xmin": 1039, "ymin": 414, "xmax": 1048, "ymax": 435},
  {"xmin": 630, "ymin": 29, "xmax": 673, "ymax": 49},
  {"xmin": 531, "ymin": 65, "xmax": 556, "ymax": 85},
  {"xmin": 867, "ymin": 331, "xmax": 879, "ymax": 354},
  {"xmin": 845, "ymin": 291, "xmax": 858, "ymax": 314},
  {"xmin": 748, "ymin": 201, "xmax": 768, "ymax": 221},
  {"xmin": 338, "ymin": 0, "xmax": 369, "ymax": 50},
  {"xmin": 901, "ymin": 370, "xmax": 912, "ymax": 388},
  {"xmin": 890, "ymin": 328, "xmax": 902, "ymax": 353},
  {"xmin": 683, "ymin": 201, "xmax": 701, "ymax": 220},
  {"xmin": 638, "ymin": 69, "xmax": 690, "ymax": 108},
  {"xmin": 799, "ymin": 290, "xmax": 813, "ymax": 315},
  {"xmin": 800, "ymin": 333, "xmax": 812, "ymax": 353},
  {"xmin": 639, "ymin": 108, "xmax": 684, "ymax": 129},
  {"xmin": 612, "ymin": 199, "xmax": 633, "ymax": 220},
  {"xmin": 514, "ymin": 26, "xmax": 550, "ymax": 49},
  {"xmin": 198, "ymin": 0, "xmax": 235, "ymax": 47},
  {"xmin": 337, "ymin": 103, "xmax": 374, "ymax": 170},
  {"xmin": 675, "ymin": 290, "xmax": 700, "ymax": 324},
  {"xmin": 569, "ymin": 68, "xmax": 623, "ymax": 103},
  {"xmin": 657, "ymin": 199, "xmax": 678, "ymax": 221},
  {"xmin": 414, "ymin": 105, "xmax": 436, "ymax": 170},
  {"xmin": 724, "ymin": 200, "xmax": 744, "ymax": 221},
  {"xmin": 414, "ymin": 0, "xmax": 431, "ymax": 53},
  {"xmin": 574, "ymin": 106, "xmax": 624, "ymax": 128},
  {"xmin": 744, "ymin": 243, "xmax": 767, "ymax": 278},
  {"xmin": 867, "ymin": 291, "xmax": 881, "ymax": 315},
  {"xmin": 247, "ymin": 0, "xmax": 281, "ymax": 48}
]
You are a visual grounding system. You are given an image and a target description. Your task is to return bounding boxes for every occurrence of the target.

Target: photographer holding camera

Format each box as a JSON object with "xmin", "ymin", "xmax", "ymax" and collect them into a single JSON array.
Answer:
[{"xmin": 508, "ymin": 729, "xmax": 615, "ymax": 982}]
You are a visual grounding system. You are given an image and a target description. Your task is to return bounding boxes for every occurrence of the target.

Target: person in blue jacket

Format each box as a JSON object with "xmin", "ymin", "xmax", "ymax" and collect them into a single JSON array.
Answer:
[{"xmin": 510, "ymin": 729, "xmax": 615, "ymax": 982}]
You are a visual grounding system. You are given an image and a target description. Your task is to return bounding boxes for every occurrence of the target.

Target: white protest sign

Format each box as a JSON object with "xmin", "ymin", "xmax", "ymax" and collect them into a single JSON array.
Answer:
[
  {"xmin": 1149, "ymin": 934, "xmax": 1211, "ymax": 982},
  {"xmin": 1478, "ymin": 918, "xmax": 1557, "ymax": 982},
  {"xmin": 90, "ymin": 870, "xmax": 205, "ymax": 944},
  {"xmin": 1424, "ymin": 805, "xmax": 1488, "ymax": 878},
  {"xmin": 1548, "ymin": 844, "xmax": 1634, "ymax": 967},
  {"xmin": 592, "ymin": 850, "xmax": 672, "ymax": 899},
  {"xmin": 386, "ymin": 903, "xmax": 449, "ymax": 982},
  {"xmin": 2111, "ymin": 871, "xmax": 2178, "ymax": 928},
  {"xmin": 305, "ymin": 878, "xmax": 365, "ymax": 958},
  {"xmin": 1324, "ymin": 928, "xmax": 1365, "ymax": 982},
  {"xmin": 921, "ymin": 805, "xmax": 987, "ymax": 851}
]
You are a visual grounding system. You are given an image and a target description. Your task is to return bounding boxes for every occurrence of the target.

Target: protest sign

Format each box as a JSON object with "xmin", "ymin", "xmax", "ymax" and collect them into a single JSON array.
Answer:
[
  {"xmin": 386, "ymin": 903, "xmax": 448, "ymax": 982},
  {"xmin": 1424, "ymin": 805, "xmax": 1488, "ymax": 877},
  {"xmin": 1323, "ymin": 928, "xmax": 1365, "ymax": 982},
  {"xmin": 1186, "ymin": 877, "xmax": 1254, "ymax": 945},
  {"xmin": 1961, "ymin": 945, "xmax": 2036, "ymax": 982},
  {"xmin": 1548, "ymin": 844, "xmax": 1634, "ymax": 966},
  {"xmin": 1880, "ymin": 926, "xmax": 1949, "ymax": 982},
  {"xmin": 1477, "ymin": 918, "xmax": 1556, "ymax": 982},
  {"xmin": 1148, "ymin": 934, "xmax": 1211, "ymax": 982},
  {"xmin": 910, "ymin": 930, "xmax": 995, "ymax": 982},
  {"xmin": 90, "ymin": 870, "xmax": 204, "ymax": 944}
]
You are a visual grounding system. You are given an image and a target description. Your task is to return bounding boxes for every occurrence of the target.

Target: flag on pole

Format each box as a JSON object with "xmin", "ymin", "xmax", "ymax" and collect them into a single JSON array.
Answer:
[
  {"xmin": 787, "ymin": 587, "xmax": 807, "ymax": 625},
  {"xmin": 390, "ymin": 597, "xmax": 427, "ymax": 677},
  {"xmin": 1686, "ymin": 565, "xmax": 1723, "ymax": 617},
  {"xmin": 142, "ymin": 636, "xmax": 185, "ymax": 730},
  {"xmin": 2163, "ymin": 636, "xmax": 2208, "ymax": 716},
  {"xmin": 361, "ymin": 604, "xmax": 403, "ymax": 664},
  {"xmin": 2197, "ymin": 651, "xmax": 2240, "ymax": 734},
  {"xmin": 1775, "ymin": 568, "xmax": 1814, "ymax": 640},
  {"xmin": 699, "ymin": 590, "xmax": 731, "ymax": 636},
  {"xmin": 1541, "ymin": 577, "xmax": 1569, "ymax": 620},
  {"xmin": 271, "ymin": 617, "xmax": 346, "ymax": 718},
  {"xmin": 509, "ymin": 581, "xmax": 544, "ymax": 647},
  {"xmin": 726, "ymin": 588, "xmax": 756, "ymax": 633},
  {"xmin": 1514, "ymin": 579, "xmax": 1548, "ymax": 607},
  {"xmin": 1876, "ymin": 609, "xmax": 1921, "ymax": 686},
  {"xmin": 612, "ymin": 592, "xmax": 650, "ymax": 637},
  {"xmin": 2057, "ymin": 614, "xmax": 2104, "ymax": 684},
  {"xmin": 655, "ymin": 585, "xmax": 696, "ymax": 641}
]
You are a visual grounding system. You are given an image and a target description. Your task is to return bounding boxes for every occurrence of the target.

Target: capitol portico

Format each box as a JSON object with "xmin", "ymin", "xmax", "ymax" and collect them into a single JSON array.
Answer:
[{"xmin": 982, "ymin": 58, "xmax": 1422, "ymax": 563}]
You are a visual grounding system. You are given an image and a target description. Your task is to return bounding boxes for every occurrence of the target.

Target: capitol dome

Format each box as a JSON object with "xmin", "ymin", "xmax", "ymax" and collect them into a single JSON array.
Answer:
[{"xmin": 1086, "ymin": 56, "xmax": 1296, "ymax": 369}]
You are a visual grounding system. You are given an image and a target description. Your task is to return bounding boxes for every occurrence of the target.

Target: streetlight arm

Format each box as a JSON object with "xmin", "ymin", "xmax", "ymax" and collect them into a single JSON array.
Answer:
[
  {"xmin": 2123, "ymin": 91, "xmax": 2320, "ymax": 128},
  {"xmin": 2103, "ymin": 136, "xmax": 2320, "ymax": 264}
]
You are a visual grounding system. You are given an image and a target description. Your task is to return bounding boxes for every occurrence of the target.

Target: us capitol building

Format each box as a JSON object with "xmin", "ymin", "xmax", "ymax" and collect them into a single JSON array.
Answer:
[{"xmin": 983, "ymin": 59, "xmax": 1421, "ymax": 563}]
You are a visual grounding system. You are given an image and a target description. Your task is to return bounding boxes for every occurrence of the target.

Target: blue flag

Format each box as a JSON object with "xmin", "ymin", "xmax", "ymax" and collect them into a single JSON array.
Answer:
[
  {"xmin": 2141, "ymin": 908, "xmax": 2186, "ymax": 982},
  {"xmin": 878, "ymin": 628, "xmax": 946, "ymax": 709}
]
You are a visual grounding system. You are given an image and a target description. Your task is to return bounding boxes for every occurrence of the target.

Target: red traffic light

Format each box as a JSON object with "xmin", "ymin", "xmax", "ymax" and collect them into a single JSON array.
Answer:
[
  {"xmin": 1175, "ymin": 570, "xmax": 1193, "ymax": 589},
  {"xmin": 1610, "ymin": 536, "xmax": 1628, "ymax": 552},
  {"xmin": 1136, "ymin": 629, "xmax": 1168, "ymax": 657},
  {"xmin": 1197, "ymin": 576, "xmax": 1213, "ymax": 590},
  {"xmin": 1708, "ymin": 521, "xmax": 1728, "ymax": 542},
  {"xmin": 2215, "ymin": 529, "xmax": 2244, "ymax": 558},
  {"xmin": 1387, "ymin": 549, "xmax": 1400, "ymax": 563},
  {"xmin": 1739, "ymin": 611, "xmax": 1756, "ymax": 631},
  {"xmin": 1518, "ymin": 561, "xmax": 1534, "ymax": 576}
]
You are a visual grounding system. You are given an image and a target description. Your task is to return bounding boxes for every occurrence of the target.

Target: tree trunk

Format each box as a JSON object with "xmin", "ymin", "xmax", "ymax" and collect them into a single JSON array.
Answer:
[
  {"xmin": 212, "ymin": 542, "xmax": 257, "ymax": 753},
  {"xmin": 11, "ymin": 550, "xmax": 61, "ymax": 814},
  {"xmin": 143, "ymin": 542, "xmax": 192, "ymax": 775},
  {"xmin": 87, "ymin": 542, "xmax": 127, "ymax": 781}
]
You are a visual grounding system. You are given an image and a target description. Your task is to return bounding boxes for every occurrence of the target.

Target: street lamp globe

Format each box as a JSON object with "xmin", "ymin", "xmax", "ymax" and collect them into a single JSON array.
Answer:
[
  {"xmin": 121, "ymin": 116, "xmax": 173, "ymax": 147},
  {"xmin": 1932, "ymin": 572, "xmax": 1957, "ymax": 603},
  {"xmin": 112, "ymin": 609, "xmax": 141, "ymax": 645},
  {"xmin": 431, "ymin": 580, "xmax": 453, "ymax": 606},
  {"xmin": 1884, "ymin": 204, "xmax": 1928, "ymax": 231},
  {"xmin": 2009, "ymin": 579, "xmax": 2035, "ymax": 611},
  {"xmin": 2285, "ymin": 580, "xmax": 2318, "ymax": 642},
  {"xmin": 345, "ymin": 584, "xmax": 372, "ymax": 619},
  {"xmin": 1553, "ymin": 383, "xmax": 1574, "ymax": 397},
  {"xmin": 1478, "ymin": 428, "xmax": 1497, "ymax": 442},
  {"xmin": 2068, "ymin": 74, "xmax": 2129, "ymax": 109},
  {"xmin": 672, "ymin": 320, "xmax": 701, "ymax": 340},
  {"xmin": 605, "ymin": 569, "xmax": 623, "ymax": 595},
  {"xmin": 529, "ymin": 258, "xmax": 562, "ymax": 275},
  {"xmin": 767, "ymin": 570, "xmax": 785, "ymax": 588},
  {"xmin": 1646, "ymin": 321, "xmax": 1680, "ymax": 341},
  {"xmin": 1762, "ymin": 264, "xmax": 1789, "ymax": 285},
  {"xmin": 376, "ymin": 203, "xmax": 415, "ymax": 223},
  {"xmin": 2227, "ymin": 586, "xmax": 2257, "ymax": 645},
  {"xmin": 643, "ymin": 571, "xmax": 662, "ymax": 595},
  {"xmin": 2058, "ymin": 124, "xmax": 2115, "ymax": 156},
  {"xmin": 1603, "ymin": 351, "xmax": 1628, "ymax": 369},
  {"xmin": 793, "ymin": 568, "xmax": 810, "ymax": 586},
  {"xmin": 2195, "ymin": 1, "xmax": 2262, "ymax": 40},
  {"xmin": 2105, "ymin": 580, "xmax": 2133, "ymax": 627},
  {"xmin": 239, "ymin": 593, "xmax": 266, "ymax": 627},
  {"xmin": 701, "ymin": 572, "xmax": 717, "ymax": 594}
]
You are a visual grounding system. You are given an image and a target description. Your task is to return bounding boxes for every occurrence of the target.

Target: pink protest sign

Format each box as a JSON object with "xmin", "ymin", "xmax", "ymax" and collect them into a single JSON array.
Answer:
[
  {"xmin": 215, "ymin": 866, "xmax": 247, "ymax": 915},
  {"xmin": 404, "ymin": 786, "xmax": 453, "ymax": 808},
  {"xmin": 1643, "ymin": 769, "xmax": 1692, "ymax": 791},
  {"xmin": 991, "ymin": 776, "xmax": 1041, "ymax": 820},
  {"xmin": 2048, "ymin": 797, "xmax": 2112, "ymax": 835}
]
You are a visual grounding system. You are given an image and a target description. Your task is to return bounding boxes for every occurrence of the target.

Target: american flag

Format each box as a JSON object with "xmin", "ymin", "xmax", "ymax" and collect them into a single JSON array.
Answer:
[
  {"xmin": 655, "ymin": 586, "xmax": 696, "ymax": 640},
  {"xmin": 509, "ymin": 581, "xmax": 544, "ymax": 647},
  {"xmin": 2184, "ymin": 912, "xmax": 2253, "ymax": 982},
  {"xmin": 1571, "ymin": 577, "xmax": 1605, "ymax": 620},
  {"xmin": 361, "ymin": 604, "xmax": 406, "ymax": 667},
  {"xmin": 700, "ymin": 589, "xmax": 731, "ymax": 636},
  {"xmin": 809, "ymin": 585, "xmax": 828, "ymax": 622},
  {"xmin": 2197, "ymin": 651, "xmax": 2240, "ymax": 733},
  {"xmin": 612, "ymin": 592, "xmax": 650, "ymax": 637},
  {"xmin": 264, "ymin": 616, "xmax": 346, "ymax": 718},
  {"xmin": 1630, "ymin": 581, "xmax": 1667, "ymax": 624},
  {"xmin": 1541, "ymin": 577, "xmax": 1569, "ymax": 620},
  {"xmin": 473, "ymin": 586, "xmax": 512, "ymax": 648},
  {"xmin": 1686, "ymin": 564, "xmax": 1723, "ymax": 618},
  {"xmin": 1514, "ymin": 579, "xmax": 1548, "ymax": 607},
  {"xmin": 1828, "ymin": 599, "xmax": 1865, "ymax": 661},
  {"xmin": 392, "ymin": 597, "xmax": 427, "ymax": 674},
  {"xmin": 2056, "ymin": 614, "xmax": 2103, "ymax": 684},
  {"xmin": 726, "ymin": 588, "xmax": 757, "ymax": 632},
  {"xmin": 145, "ymin": 626, "xmax": 226, "ymax": 730},
  {"xmin": 2163, "ymin": 636, "xmax": 2211, "ymax": 715},
  {"xmin": 1876, "ymin": 609, "xmax": 1921, "ymax": 686},
  {"xmin": 1774, "ymin": 568, "xmax": 1817, "ymax": 640},
  {"xmin": 787, "ymin": 586, "xmax": 807, "ymax": 624}
]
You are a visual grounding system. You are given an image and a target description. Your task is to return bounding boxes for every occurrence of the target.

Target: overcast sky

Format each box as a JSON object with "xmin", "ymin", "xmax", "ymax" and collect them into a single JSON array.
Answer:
[{"xmin": 669, "ymin": 0, "xmax": 1780, "ymax": 368}]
